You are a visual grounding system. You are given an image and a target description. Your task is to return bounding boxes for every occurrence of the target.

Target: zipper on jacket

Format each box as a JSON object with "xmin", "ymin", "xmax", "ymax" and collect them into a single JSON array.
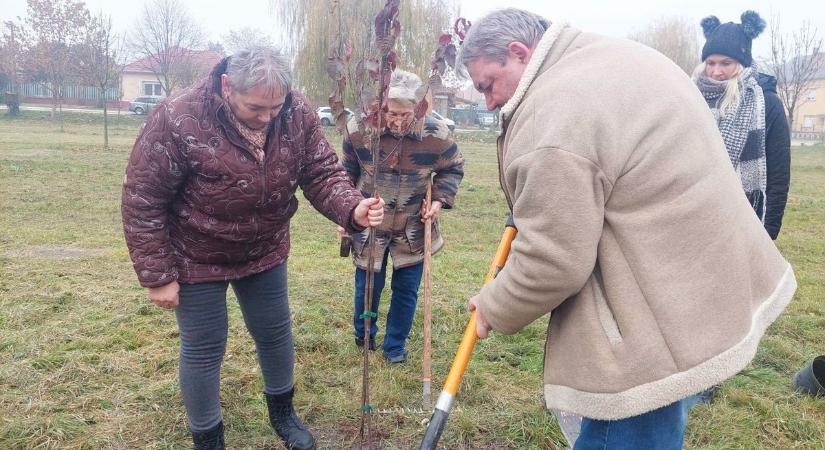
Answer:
[{"xmin": 258, "ymin": 124, "xmax": 275, "ymax": 209}]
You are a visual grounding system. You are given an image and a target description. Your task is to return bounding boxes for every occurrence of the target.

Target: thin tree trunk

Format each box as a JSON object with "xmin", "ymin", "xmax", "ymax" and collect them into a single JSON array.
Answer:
[{"xmin": 103, "ymin": 100, "xmax": 109, "ymax": 148}]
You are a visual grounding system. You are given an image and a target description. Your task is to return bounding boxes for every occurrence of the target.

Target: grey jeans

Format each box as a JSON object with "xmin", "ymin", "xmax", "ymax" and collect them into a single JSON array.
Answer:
[{"xmin": 175, "ymin": 263, "xmax": 294, "ymax": 431}]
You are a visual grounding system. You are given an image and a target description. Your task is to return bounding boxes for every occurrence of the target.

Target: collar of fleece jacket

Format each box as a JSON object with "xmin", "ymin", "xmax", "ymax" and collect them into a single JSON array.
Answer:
[{"xmin": 500, "ymin": 19, "xmax": 570, "ymax": 121}]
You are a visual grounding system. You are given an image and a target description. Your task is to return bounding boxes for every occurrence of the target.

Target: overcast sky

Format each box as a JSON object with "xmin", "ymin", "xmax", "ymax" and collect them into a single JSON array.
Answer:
[{"xmin": 3, "ymin": 0, "xmax": 823, "ymax": 62}]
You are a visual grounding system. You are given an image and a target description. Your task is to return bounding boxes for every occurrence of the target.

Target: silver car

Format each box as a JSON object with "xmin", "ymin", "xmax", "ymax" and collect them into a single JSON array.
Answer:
[
  {"xmin": 317, "ymin": 106, "xmax": 354, "ymax": 126},
  {"xmin": 129, "ymin": 96, "xmax": 163, "ymax": 115},
  {"xmin": 431, "ymin": 111, "xmax": 456, "ymax": 132}
]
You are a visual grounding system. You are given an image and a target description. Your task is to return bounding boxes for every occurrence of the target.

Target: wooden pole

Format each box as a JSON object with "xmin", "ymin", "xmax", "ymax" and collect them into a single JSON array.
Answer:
[{"xmin": 422, "ymin": 180, "xmax": 433, "ymax": 410}]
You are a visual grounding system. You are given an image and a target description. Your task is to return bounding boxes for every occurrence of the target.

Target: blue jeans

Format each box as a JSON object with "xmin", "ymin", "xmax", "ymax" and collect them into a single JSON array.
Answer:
[
  {"xmin": 573, "ymin": 398, "xmax": 689, "ymax": 450},
  {"xmin": 353, "ymin": 249, "xmax": 424, "ymax": 358}
]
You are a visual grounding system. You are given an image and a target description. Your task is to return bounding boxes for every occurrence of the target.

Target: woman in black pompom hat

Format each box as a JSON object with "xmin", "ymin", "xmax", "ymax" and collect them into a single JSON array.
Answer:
[{"xmin": 693, "ymin": 11, "xmax": 791, "ymax": 241}]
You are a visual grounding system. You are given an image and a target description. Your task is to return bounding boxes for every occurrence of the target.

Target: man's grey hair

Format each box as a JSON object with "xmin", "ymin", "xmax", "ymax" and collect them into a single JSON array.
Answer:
[
  {"xmin": 226, "ymin": 47, "xmax": 292, "ymax": 94},
  {"xmin": 387, "ymin": 69, "xmax": 423, "ymax": 103},
  {"xmin": 460, "ymin": 8, "xmax": 550, "ymax": 66}
]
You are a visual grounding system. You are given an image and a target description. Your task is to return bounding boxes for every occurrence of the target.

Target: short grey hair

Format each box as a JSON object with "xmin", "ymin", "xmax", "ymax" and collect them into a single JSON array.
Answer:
[
  {"xmin": 387, "ymin": 69, "xmax": 423, "ymax": 103},
  {"xmin": 226, "ymin": 46, "xmax": 292, "ymax": 94},
  {"xmin": 460, "ymin": 8, "xmax": 550, "ymax": 66}
]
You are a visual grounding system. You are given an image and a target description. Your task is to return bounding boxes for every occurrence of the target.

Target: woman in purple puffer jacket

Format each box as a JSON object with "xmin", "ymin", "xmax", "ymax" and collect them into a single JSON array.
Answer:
[{"xmin": 122, "ymin": 47, "xmax": 383, "ymax": 450}]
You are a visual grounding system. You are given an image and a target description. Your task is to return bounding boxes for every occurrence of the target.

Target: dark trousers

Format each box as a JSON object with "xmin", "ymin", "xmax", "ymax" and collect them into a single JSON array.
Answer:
[{"xmin": 175, "ymin": 264, "xmax": 294, "ymax": 431}]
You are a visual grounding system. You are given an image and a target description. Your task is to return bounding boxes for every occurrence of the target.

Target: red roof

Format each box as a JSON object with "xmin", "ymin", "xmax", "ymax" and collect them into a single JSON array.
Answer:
[{"xmin": 124, "ymin": 48, "xmax": 223, "ymax": 74}]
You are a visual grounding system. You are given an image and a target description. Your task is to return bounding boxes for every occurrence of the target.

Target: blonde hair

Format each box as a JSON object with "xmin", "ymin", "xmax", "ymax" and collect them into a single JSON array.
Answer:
[{"xmin": 693, "ymin": 61, "xmax": 744, "ymax": 118}]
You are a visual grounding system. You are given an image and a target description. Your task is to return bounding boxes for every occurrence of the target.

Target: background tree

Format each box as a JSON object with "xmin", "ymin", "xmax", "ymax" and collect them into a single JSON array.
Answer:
[
  {"xmin": 1, "ymin": 20, "xmax": 24, "ymax": 116},
  {"xmin": 78, "ymin": 12, "xmax": 121, "ymax": 147},
  {"xmin": 220, "ymin": 27, "xmax": 274, "ymax": 55},
  {"xmin": 394, "ymin": 0, "xmax": 458, "ymax": 77},
  {"xmin": 206, "ymin": 40, "xmax": 226, "ymax": 55},
  {"xmin": 764, "ymin": 14, "xmax": 824, "ymax": 131},
  {"xmin": 130, "ymin": 0, "xmax": 204, "ymax": 96},
  {"xmin": 22, "ymin": 0, "xmax": 92, "ymax": 126},
  {"xmin": 270, "ymin": 0, "xmax": 458, "ymax": 105},
  {"xmin": 628, "ymin": 16, "xmax": 701, "ymax": 74}
]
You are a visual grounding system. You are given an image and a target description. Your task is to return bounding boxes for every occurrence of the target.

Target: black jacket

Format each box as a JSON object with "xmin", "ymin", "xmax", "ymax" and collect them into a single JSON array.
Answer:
[{"xmin": 756, "ymin": 73, "xmax": 791, "ymax": 239}]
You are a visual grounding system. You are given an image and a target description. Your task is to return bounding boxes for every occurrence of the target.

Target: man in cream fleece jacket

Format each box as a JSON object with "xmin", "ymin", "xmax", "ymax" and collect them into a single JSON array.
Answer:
[{"xmin": 461, "ymin": 8, "xmax": 796, "ymax": 449}]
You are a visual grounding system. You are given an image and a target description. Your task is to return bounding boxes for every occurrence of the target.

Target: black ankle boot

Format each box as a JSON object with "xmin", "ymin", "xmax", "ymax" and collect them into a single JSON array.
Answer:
[
  {"xmin": 265, "ymin": 389, "xmax": 316, "ymax": 450},
  {"xmin": 192, "ymin": 421, "xmax": 225, "ymax": 450}
]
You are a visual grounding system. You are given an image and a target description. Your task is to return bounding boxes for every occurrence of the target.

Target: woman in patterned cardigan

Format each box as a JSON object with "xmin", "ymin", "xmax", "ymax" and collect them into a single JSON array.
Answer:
[{"xmin": 338, "ymin": 69, "xmax": 464, "ymax": 363}]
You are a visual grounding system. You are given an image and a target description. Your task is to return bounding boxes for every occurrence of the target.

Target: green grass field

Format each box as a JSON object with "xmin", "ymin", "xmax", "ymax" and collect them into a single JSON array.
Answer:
[{"xmin": 1, "ymin": 111, "xmax": 823, "ymax": 449}]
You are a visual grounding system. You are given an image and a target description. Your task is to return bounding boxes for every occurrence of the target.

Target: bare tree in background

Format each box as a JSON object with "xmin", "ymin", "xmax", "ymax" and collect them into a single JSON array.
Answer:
[
  {"xmin": 22, "ymin": 0, "xmax": 92, "ymax": 126},
  {"xmin": 78, "ymin": 12, "xmax": 121, "ymax": 147},
  {"xmin": 269, "ymin": 0, "xmax": 458, "ymax": 104},
  {"xmin": 628, "ymin": 16, "xmax": 701, "ymax": 74},
  {"xmin": 130, "ymin": 0, "xmax": 203, "ymax": 96},
  {"xmin": 765, "ymin": 14, "xmax": 823, "ymax": 132},
  {"xmin": 206, "ymin": 40, "xmax": 226, "ymax": 55},
  {"xmin": 1, "ymin": 20, "xmax": 24, "ymax": 115},
  {"xmin": 221, "ymin": 27, "xmax": 275, "ymax": 55}
]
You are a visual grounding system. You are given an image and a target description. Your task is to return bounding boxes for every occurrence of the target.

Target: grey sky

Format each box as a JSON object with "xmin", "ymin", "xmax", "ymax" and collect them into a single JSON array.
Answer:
[
  {"xmin": 3, "ymin": 0, "xmax": 823, "ymax": 61},
  {"xmin": 462, "ymin": 0, "xmax": 824, "ymax": 61}
]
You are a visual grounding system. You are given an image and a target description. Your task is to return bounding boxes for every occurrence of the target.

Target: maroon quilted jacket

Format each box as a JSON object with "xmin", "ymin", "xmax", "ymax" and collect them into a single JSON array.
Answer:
[{"xmin": 122, "ymin": 59, "xmax": 364, "ymax": 288}]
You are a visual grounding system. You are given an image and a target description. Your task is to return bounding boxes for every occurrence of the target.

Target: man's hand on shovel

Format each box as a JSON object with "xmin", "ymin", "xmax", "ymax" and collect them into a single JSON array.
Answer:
[{"xmin": 468, "ymin": 296, "xmax": 492, "ymax": 339}]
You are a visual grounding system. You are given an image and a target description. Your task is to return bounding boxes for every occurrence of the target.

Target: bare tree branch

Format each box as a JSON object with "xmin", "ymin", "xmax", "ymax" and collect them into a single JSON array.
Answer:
[
  {"xmin": 220, "ymin": 27, "xmax": 274, "ymax": 55},
  {"xmin": 78, "ymin": 11, "xmax": 120, "ymax": 146},
  {"xmin": 129, "ymin": 0, "xmax": 204, "ymax": 96},
  {"xmin": 765, "ymin": 13, "xmax": 824, "ymax": 131},
  {"xmin": 22, "ymin": 0, "xmax": 92, "ymax": 124},
  {"xmin": 628, "ymin": 16, "xmax": 701, "ymax": 74},
  {"xmin": 1, "ymin": 20, "xmax": 24, "ymax": 115}
]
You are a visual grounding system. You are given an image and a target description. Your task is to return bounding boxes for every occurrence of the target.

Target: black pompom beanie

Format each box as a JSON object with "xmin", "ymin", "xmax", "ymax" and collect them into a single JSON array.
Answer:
[{"xmin": 701, "ymin": 11, "xmax": 766, "ymax": 67}]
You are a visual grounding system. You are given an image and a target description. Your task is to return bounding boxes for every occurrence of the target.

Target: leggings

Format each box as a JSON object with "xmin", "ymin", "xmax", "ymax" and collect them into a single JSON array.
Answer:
[{"xmin": 175, "ymin": 263, "xmax": 294, "ymax": 431}]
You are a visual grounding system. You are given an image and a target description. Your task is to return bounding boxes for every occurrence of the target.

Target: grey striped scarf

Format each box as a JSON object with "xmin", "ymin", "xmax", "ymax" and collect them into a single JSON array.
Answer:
[{"xmin": 696, "ymin": 67, "xmax": 767, "ymax": 222}]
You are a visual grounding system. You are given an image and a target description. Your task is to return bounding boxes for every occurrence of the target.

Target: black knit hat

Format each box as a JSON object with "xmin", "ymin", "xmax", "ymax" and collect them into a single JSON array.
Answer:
[{"xmin": 701, "ymin": 11, "xmax": 766, "ymax": 67}]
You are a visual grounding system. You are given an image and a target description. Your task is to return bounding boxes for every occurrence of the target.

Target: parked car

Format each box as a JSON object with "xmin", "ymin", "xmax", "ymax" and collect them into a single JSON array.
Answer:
[
  {"xmin": 317, "ymin": 106, "xmax": 354, "ymax": 126},
  {"xmin": 476, "ymin": 111, "xmax": 496, "ymax": 128},
  {"xmin": 431, "ymin": 111, "xmax": 456, "ymax": 132},
  {"xmin": 129, "ymin": 96, "xmax": 163, "ymax": 115}
]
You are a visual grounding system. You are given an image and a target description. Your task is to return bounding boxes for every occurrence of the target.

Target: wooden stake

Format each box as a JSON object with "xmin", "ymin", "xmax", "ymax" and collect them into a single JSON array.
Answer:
[{"xmin": 422, "ymin": 180, "xmax": 433, "ymax": 410}]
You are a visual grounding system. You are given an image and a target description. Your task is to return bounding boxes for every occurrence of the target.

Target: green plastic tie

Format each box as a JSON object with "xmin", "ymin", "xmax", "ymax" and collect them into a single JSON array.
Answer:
[
  {"xmin": 362, "ymin": 404, "xmax": 373, "ymax": 413},
  {"xmin": 359, "ymin": 311, "xmax": 378, "ymax": 320}
]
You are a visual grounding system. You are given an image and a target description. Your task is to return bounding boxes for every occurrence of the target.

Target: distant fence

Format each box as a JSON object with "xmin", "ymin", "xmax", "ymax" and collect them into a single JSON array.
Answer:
[
  {"xmin": 792, "ymin": 131, "xmax": 825, "ymax": 144},
  {"xmin": 1, "ymin": 81, "xmax": 122, "ymax": 107}
]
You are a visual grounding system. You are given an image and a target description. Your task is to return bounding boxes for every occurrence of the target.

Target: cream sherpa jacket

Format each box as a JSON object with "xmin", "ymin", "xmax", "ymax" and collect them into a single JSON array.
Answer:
[{"xmin": 474, "ymin": 23, "xmax": 796, "ymax": 420}]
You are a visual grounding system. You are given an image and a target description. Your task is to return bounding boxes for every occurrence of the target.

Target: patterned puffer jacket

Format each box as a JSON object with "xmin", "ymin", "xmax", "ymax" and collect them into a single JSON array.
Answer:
[{"xmin": 122, "ymin": 58, "xmax": 364, "ymax": 287}]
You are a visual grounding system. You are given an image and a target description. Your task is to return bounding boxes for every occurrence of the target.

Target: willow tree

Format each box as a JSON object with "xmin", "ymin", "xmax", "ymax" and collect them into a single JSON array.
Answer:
[
  {"xmin": 628, "ymin": 16, "xmax": 701, "ymax": 74},
  {"xmin": 270, "ymin": 0, "xmax": 458, "ymax": 105}
]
